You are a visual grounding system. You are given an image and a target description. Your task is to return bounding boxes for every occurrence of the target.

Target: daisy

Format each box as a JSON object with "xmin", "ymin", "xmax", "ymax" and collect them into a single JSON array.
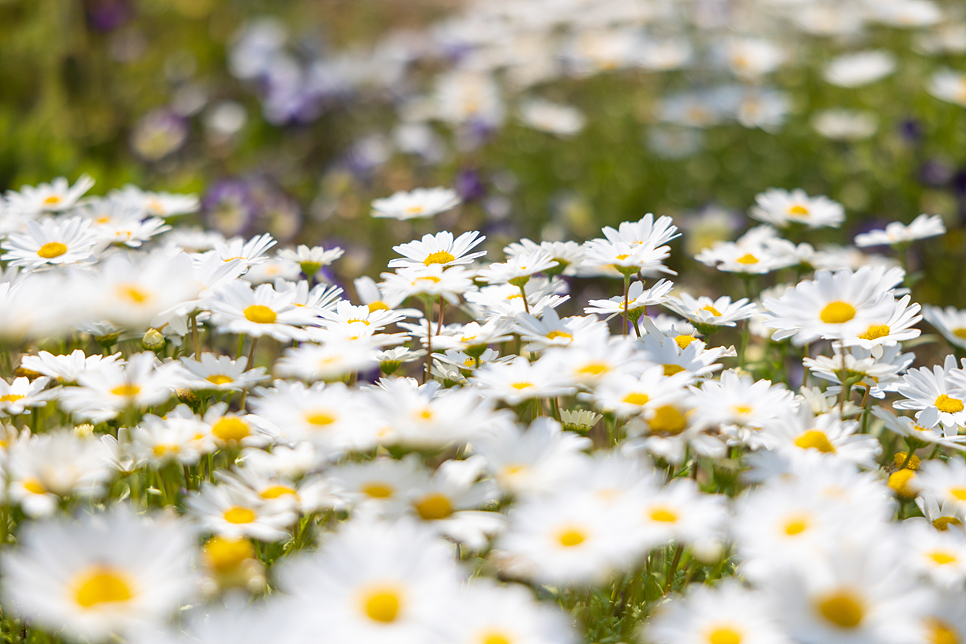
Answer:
[
  {"xmin": 0, "ymin": 505, "xmax": 197, "ymax": 641},
  {"xmin": 180, "ymin": 353, "xmax": 269, "ymax": 392},
  {"xmin": 274, "ymin": 341, "xmax": 379, "ymax": 382},
  {"xmin": 4, "ymin": 175, "xmax": 94, "ymax": 215},
  {"xmin": 1, "ymin": 217, "xmax": 101, "ymax": 270},
  {"xmin": 636, "ymin": 477, "xmax": 728, "ymax": 549},
  {"xmin": 430, "ymin": 319, "xmax": 515, "ymax": 354},
  {"xmin": 764, "ymin": 410, "xmax": 881, "ymax": 467},
  {"xmin": 477, "ymin": 249, "xmax": 559, "ymax": 288},
  {"xmin": 895, "ymin": 355, "xmax": 966, "ymax": 428},
  {"xmin": 371, "ymin": 187, "xmax": 461, "ymax": 220},
  {"xmin": 916, "ymin": 457, "xmax": 966, "ymax": 514},
  {"xmin": 854, "ymin": 214, "xmax": 946, "ymax": 247},
  {"xmin": 503, "ymin": 239, "xmax": 586, "ymax": 277},
  {"xmin": 750, "ymin": 188, "xmax": 845, "ymax": 229},
  {"xmin": 691, "ymin": 370, "xmax": 795, "ymax": 436},
  {"xmin": 387, "ymin": 230, "xmax": 486, "ymax": 269},
  {"xmin": 914, "ymin": 492, "xmax": 966, "ymax": 534},
  {"xmin": 464, "ymin": 279, "xmax": 569, "ymax": 322},
  {"xmin": 0, "ymin": 376, "xmax": 55, "ymax": 416},
  {"xmin": 452, "ymin": 581, "xmax": 579, "ymax": 644},
  {"xmin": 205, "ymin": 280, "xmax": 317, "ymax": 341},
  {"xmin": 927, "ymin": 69, "xmax": 966, "ymax": 107},
  {"xmin": 694, "ymin": 225, "xmax": 799, "ymax": 275},
  {"xmin": 185, "ymin": 482, "xmax": 297, "ymax": 541},
  {"xmin": 584, "ymin": 278, "xmax": 674, "ymax": 321},
  {"xmin": 131, "ymin": 412, "xmax": 211, "ymax": 466},
  {"xmin": 663, "ymin": 293, "xmax": 757, "ymax": 332},
  {"xmin": 108, "ymin": 185, "xmax": 200, "ymax": 217},
  {"xmin": 803, "ymin": 344, "xmax": 911, "ymax": 399},
  {"xmin": 327, "ymin": 456, "xmax": 431, "ymax": 511},
  {"xmin": 823, "ymin": 50, "xmax": 896, "ymax": 87},
  {"xmin": 379, "ymin": 264, "xmax": 476, "ymax": 305},
  {"xmin": 20, "ymin": 350, "xmax": 122, "ymax": 384},
  {"xmin": 82, "ymin": 202, "xmax": 170, "ymax": 248},
  {"xmin": 200, "ymin": 403, "xmax": 273, "ymax": 449},
  {"xmin": 582, "ymin": 238, "xmax": 673, "ymax": 277},
  {"xmin": 903, "ymin": 523, "xmax": 966, "ymax": 588},
  {"xmin": 207, "ymin": 233, "xmax": 277, "ymax": 269},
  {"xmin": 638, "ymin": 321, "xmax": 727, "ymax": 378},
  {"xmin": 840, "ymin": 294, "xmax": 921, "ymax": 352},
  {"xmin": 587, "ymin": 365, "xmax": 693, "ymax": 418},
  {"xmin": 518, "ymin": 99, "xmax": 585, "ymax": 136},
  {"xmin": 276, "ymin": 244, "xmax": 345, "ymax": 277},
  {"xmin": 515, "ymin": 309, "xmax": 609, "ymax": 352},
  {"xmin": 922, "ymin": 305, "xmax": 966, "ymax": 351}
]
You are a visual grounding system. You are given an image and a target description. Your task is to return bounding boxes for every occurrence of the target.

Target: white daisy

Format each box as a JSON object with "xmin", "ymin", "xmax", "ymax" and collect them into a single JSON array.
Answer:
[
  {"xmin": 371, "ymin": 187, "xmax": 461, "ymax": 220},
  {"xmin": 854, "ymin": 214, "xmax": 946, "ymax": 247},
  {"xmin": 750, "ymin": 188, "xmax": 845, "ymax": 229},
  {"xmin": 1, "ymin": 217, "xmax": 101, "ymax": 270},
  {"xmin": 388, "ymin": 230, "xmax": 486, "ymax": 269}
]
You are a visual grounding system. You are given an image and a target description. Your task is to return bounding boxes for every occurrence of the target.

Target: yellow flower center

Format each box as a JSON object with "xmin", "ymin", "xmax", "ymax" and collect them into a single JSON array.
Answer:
[
  {"xmin": 648, "ymin": 506, "xmax": 679, "ymax": 523},
  {"xmin": 204, "ymin": 536, "xmax": 254, "ymax": 572},
  {"xmin": 707, "ymin": 627, "xmax": 743, "ymax": 644},
  {"xmin": 206, "ymin": 374, "xmax": 234, "ymax": 386},
  {"xmin": 817, "ymin": 591, "xmax": 865, "ymax": 629},
  {"xmin": 413, "ymin": 493, "xmax": 453, "ymax": 520},
  {"xmin": 211, "ymin": 417, "xmax": 250, "ymax": 442},
  {"xmin": 735, "ymin": 254, "xmax": 759, "ymax": 265},
  {"xmin": 702, "ymin": 305, "xmax": 722, "ymax": 316},
  {"xmin": 933, "ymin": 517, "xmax": 963, "ymax": 531},
  {"xmin": 556, "ymin": 527, "xmax": 587, "ymax": 547},
  {"xmin": 423, "ymin": 251, "xmax": 456, "ymax": 266},
  {"xmin": 577, "ymin": 362, "xmax": 609, "ymax": 376},
  {"xmin": 546, "ymin": 330, "xmax": 573, "ymax": 341},
  {"xmin": 116, "ymin": 284, "xmax": 151, "ymax": 305},
  {"xmin": 926, "ymin": 618, "xmax": 959, "ymax": 644},
  {"xmin": 614, "ymin": 254, "xmax": 630, "ymax": 261},
  {"xmin": 223, "ymin": 506, "xmax": 256, "ymax": 524},
  {"xmin": 362, "ymin": 483, "xmax": 394, "ymax": 499},
  {"xmin": 788, "ymin": 204, "xmax": 810, "ymax": 216},
  {"xmin": 416, "ymin": 276, "xmax": 442, "ymax": 285},
  {"xmin": 650, "ymin": 405, "xmax": 687, "ymax": 435},
  {"xmin": 243, "ymin": 305, "xmax": 277, "ymax": 324},
  {"xmin": 675, "ymin": 334, "xmax": 696, "ymax": 349},
  {"xmin": 889, "ymin": 469, "xmax": 917, "ymax": 497},
  {"xmin": 733, "ymin": 405, "xmax": 753, "ymax": 415},
  {"xmin": 22, "ymin": 477, "xmax": 46, "ymax": 495},
  {"xmin": 43, "ymin": 195, "xmax": 62, "ymax": 205},
  {"xmin": 368, "ymin": 301, "xmax": 390, "ymax": 312},
  {"xmin": 936, "ymin": 395, "xmax": 964, "ymax": 414},
  {"xmin": 73, "ymin": 567, "xmax": 134, "ymax": 609},
  {"xmin": 110, "ymin": 384, "xmax": 141, "ymax": 398},
  {"xmin": 37, "ymin": 242, "xmax": 68, "ymax": 259},
  {"xmin": 858, "ymin": 325, "xmax": 890, "ymax": 340},
  {"xmin": 782, "ymin": 516, "xmax": 809, "ymax": 535},
  {"xmin": 361, "ymin": 586, "xmax": 403, "ymax": 623},
  {"xmin": 481, "ymin": 631, "xmax": 513, "ymax": 644},
  {"xmin": 928, "ymin": 550, "xmax": 958, "ymax": 565},
  {"xmin": 949, "ymin": 487, "xmax": 966, "ymax": 501},
  {"xmin": 405, "ymin": 205, "xmax": 425, "ymax": 215},
  {"xmin": 304, "ymin": 410, "xmax": 337, "ymax": 427},
  {"xmin": 0, "ymin": 394, "xmax": 24, "ymax": 403},
  {"xmin": 820, "ymin": 301, "xmax": 856, "ymax": 324},
  {"xmin": 663, "ymin": 364, "xmax": 685, "ymax": 376},
  {"xmin": 152, "ymin": 444, "xmax": 179, "ymax": 457},
  {"xmin": 954, "ymin": 328, "xmax": 966, "ymax": 341},
  {"xmin": 261, "ymin": 485, "xmax": 298, "ymax": 500},
  {"xmin": 622, "ymin": 392, "xmax": 650, "ymax": 406},
  {"xmin": 794, "ymin": 430, "xmax": 836, "ymax": 453},
  {"xmin": 511, "ymin": 382, "xmax": 534, "ymax": 390},
  {"xmin": 893, "ymin": 452, "xmax": 920, "ymax": 470}
]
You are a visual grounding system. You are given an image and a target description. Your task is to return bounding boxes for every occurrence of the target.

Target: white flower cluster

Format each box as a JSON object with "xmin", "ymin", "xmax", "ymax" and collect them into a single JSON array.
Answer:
[{"xmin": 0, "ymin": 178, "xmax": 965, "ymax": 644}]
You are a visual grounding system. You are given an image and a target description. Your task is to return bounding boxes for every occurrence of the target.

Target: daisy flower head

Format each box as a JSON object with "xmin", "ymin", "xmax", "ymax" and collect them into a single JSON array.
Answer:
[
  {"xmin": 387, "ymin": 230, "xmax": 486, "ymax": 269},
  {"xmin": 186, "ymin": 481, "xmax": 296, "ymax": 542},
  {"xmin": 916, "ymin": 457, "xmax": 966, "ymax": 514},
  {"xmin": 663, "ymin": 292, "xmax": 757, "ymax": 333},
  {"xmin": 515, "ymin": 308, "xmax": 609, "ymax": 352},
  {"xmin": 874, "ymin": 408, "xmax": 966, "ymax": 450},
  {"xmin": 205, "ymin": 280, "xmax": 317, "ymax": 341},
  {"xmin": 80, "ymin": 200, "xmax": 171, "ymax": 248},
  {"xmin": 690, "ymin": 370, "xmax": 796, "ymax": 438},
  {"xmin": 276, "ymin": 244, "xmax": 345, "ymax": 278},
  {"xmin": 471, "ymin": 355, "xmax": 576, "ymax": 406},
  {"xmin": 0, "ymin": 505, "xmax": 197, "ymax": 641},
  {"xmin": 761, "ymin": 266, "xmax": 899, "ymax": 345},
  {"xmin": 4, "ymin": 175, "xmax": 94, "ymax": 215},
  {"xmin": 518, "ymin": 98, "xmax": 586, "ymax": 137},
  {"xmin": 923, "ymin": 305, "xmax": 966, "ymax": 351},
  {"xmin": 854, "ymin": 214, "xmax": 946, "ymax": 247},
  {"xmin": 504, "ymin": 239, "xmax": 586, "ymax": 277},
  {"xmin": 894, "ymin": 355, "xmax": 966, "ymax": 428},
  {"xmin": 694, "ymin": 225, "xmax": 800, "ymax": 275},
  {"xmin": 108, "ymin": 184, "xmax": 200, "ymax": 218},
  {"xmin": 20, "ymin": 349, "xmax": 122, "ymax": 385},
  {"xmin": 208, "ymin": 233, "xmax": 277, "ymax": 269},
  {"xmin": 275, "ymin": 341, "xmax": 379, "ymax": 382},
  {"xmin": 903, "ymin": 522, "xmax": 966, "ymax": 588},
  {"xmin": 583, "ymin": 238, "xmax": 673, "ymax": 277},
  {"xmin": 379, "ymin": 264, "xmax": 475, "ymax": 305},
  {"xmin": 1, "ymin": 217, "xmax": 101, "ymax": 270},
  {"xmin": 823, "ymin": 50, "xmax": 896, "ymax": 87},
  {"xmin": 0, "ymin": 376, "xmax": 56, "ymax": 416},
  {"xmin": 750, "ymin": 188, "xmax": 845, "ymax": 229},
  {"xmin": 180, "ymin": 354, "xmax": 270, "ymax": 392},
  {"xmin": 584, "ymin": 278, "xmax": 674, "ymax": 321},
  {"xmin": 371, "ymin": 187, "xmax": 461, "ymax": 220},
  {"xmin": 477, "ymin": 248, "xmax": 559, "ymax": 287},
  {"xmin": 840, "ymin": 294, "xmax": 921, "ymax": 353},
  {"xmin": 927, "ymin": 69, "xmax": 966, "ymax": 107}
]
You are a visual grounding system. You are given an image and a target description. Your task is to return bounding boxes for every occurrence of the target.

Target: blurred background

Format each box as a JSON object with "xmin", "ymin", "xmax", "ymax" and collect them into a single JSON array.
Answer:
[{"xmin": 2, "ymin": 0, "xmax": 965, "ymax": 300}]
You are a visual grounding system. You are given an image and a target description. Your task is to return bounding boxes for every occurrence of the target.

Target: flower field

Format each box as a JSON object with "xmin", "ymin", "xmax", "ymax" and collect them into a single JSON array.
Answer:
[{"xmin": 1, "ymin": 1, "xmax": 966, "ymax": 644}]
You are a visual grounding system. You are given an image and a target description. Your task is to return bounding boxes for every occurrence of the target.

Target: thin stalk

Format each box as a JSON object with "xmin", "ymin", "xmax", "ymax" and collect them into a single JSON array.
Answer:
[
  {"xmin": 664, "ymin": 544, "xmax": 684, "ymax": 593},
  {"xmin": 436, "ymin": 296, "xmax": 446, "ymax": 336},
  {"xmin": 622, "ymin": 274, "xmax": 631, "ymax": 337}
]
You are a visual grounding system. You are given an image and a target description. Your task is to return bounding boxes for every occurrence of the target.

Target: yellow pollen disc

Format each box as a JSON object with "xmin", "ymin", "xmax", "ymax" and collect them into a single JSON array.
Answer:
[
  {"xmin": 22, "ymin": 477, "xmax": 46, "ymax": 495},
  {"xmin": 43, "ymin": 195, "xmax": 62, "ymax": 205},
  {"xmin": 735, "ymin": 253, "xmax": 759, "ymax": 265},
  {"xmin": 110, "ymin": 384, "xmax": 141, "ymax": 397},
  {"xmin": 893, "ymin": 452, "xmax": 920, "ymax": 470},
  {"xmin": 557, "ymin": 527, "xmax": 587, "ymax": 547},
  {"xmin": 362, "ymin": 483, "xmax": 394, "ymax": 499},
  {"xmin": 37, "ymin": 242, "xmax": 68, "ymax": 259},
  {"xmin": 416, "ymin": 276, "xmax": 442, "ymax": 285},
  {"xmin": 204, "ymin": 536, "xmax": 254, "ymax": 571},
  {"xmin": 622, "ymin": 392, "xmax": 650, "ymax": 406},
  {"xmin": 206, "ymin": 374, "xmax": 234, "ymax": 386},
  {"xmin": 936, "ymin": 394, "xmax": 964, "ymax": 414},
  {"xmin": 361, "ymin": 587, "xmax": 402, "ymax": 623},
  {"xmin": 649, "ymin": 506, "xmax": 679, "ymax": 523},
  {"xmin": 546, "ymin": 330, "xmax": 573, "ymax": 341},
  {"xmin": 788, "ymin": 204, "xmax": 810, "ymax": 216},
  {"xmin": 261, "ymin": 485, "xmax": 297, "ymax": 500},
  {"xmin": 954, "ymin": 329, "xmax": 966, "ymax": 341},
  {"xmin": 782, "ymin": 516, "xmax": 809, "ymax": 535},
  {"xmin": 223, "ymin": 506, "xmax": 256, "ymax": 524},
  {"xmin": 577, "ymin": 362, "xmax": 608, "ymax": 376},
  {"xmin": 707, "ymin": 627, "xmax": 743, "ymax": 644},
  {"xmin": 414, "ymin": 493, "xmax": 453, "ymax": 521},
  {"xmin": 0, "ymin": 394, "xmax": 24, "ymax": 403},
  {"xmin": 243, "ymin": 304, "xmax": 277, "ymax": 324},
  {"xmin": 305, "ymin": 411, "xmax": 336, "ymax": 426},
  {"xmin": 859, "ymin": 325, "xmax": 890, "ymax": 340},
  {"xmin": 817, "ymin": 591, "xmax": 865, "ymax": 629},
  {"xmin": 663, "ymin": 364, "xmax": 685, "ymax": 376},
  {"xmin": 926, "ymin": 618, "xmax": 959, "ymax": 644},
  {"xmin": 675, "ymin": 334, "xmax": 696, "ymax": 349},
  {"xmin": 928, "ymin": 550, "xmax": 958, "ymax": 565},
  {"xmin": 368, "ymin": 301, "xmax": 390, "ymax": 312},
  {"xmin": 733, "ymin": 405, "xmax": 753, "ymax": 415},
  {"xmin": 423, "ymin": 250, "xmax": 456, "ymax": 266},
  {"xmin": 405, "ymin": 205, "xmax": 425, "ymax": 214},
  {"xmin": 650, "ymin": 405, "xmax": 687, "ymax": 435},
  {"xmin": 511, "ymin": 382, "xmax": 534, "ymax": 390},
  {"xmin": 152, "ymin": 444, "xmax": 179, "ymax": 457},
  {"xmin": 701, "ymin": 305, "xmax": 722, "ymax": 316},
  {"xmin": 889, "ymin": 469, "xmax": 917, "ymax": 498},
  {"xmin": 949, "ymin": 487, "xmax": 966, "ymax": 501},
  {"xmin": 933, "ymin": 517, "xmax": 963, "ymax": 531},
  {"xmin": 614, "ymin": 254, "xmax": 630, "ymax": 261},
  {"xmin": 73, "ymin": 567, "xmax": 134, "ymax": 609},
  {"xmin": 481, "ymin": 631, "xmax": 513, "ymax": 644},
  {"xmin": 820, "ymin": 301, "xmax": 856, "ymax": 324},
  {"xmin": 117, "ymin": 284, "xmax": 151, "ymax": 304},
  {"xmin": 794, "ymin": 430, "xmax": 836, "ymax": 454},
  {"xmin": 212, "ymin": 417, "xmax": 250, "ymax": 442}
]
